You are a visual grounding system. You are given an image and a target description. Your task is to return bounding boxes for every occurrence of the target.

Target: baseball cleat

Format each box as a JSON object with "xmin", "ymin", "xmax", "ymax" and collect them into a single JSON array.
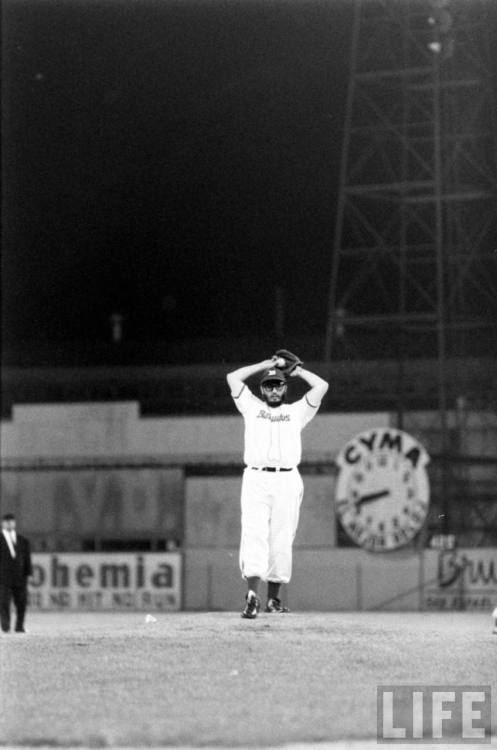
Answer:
[
  {"xmin": 241, "ymin": 591, "xmax": 260, "ymax": 619},
  {"xmin": 265, "ymin": 597, "xmax": 290, "ymax": 613}
]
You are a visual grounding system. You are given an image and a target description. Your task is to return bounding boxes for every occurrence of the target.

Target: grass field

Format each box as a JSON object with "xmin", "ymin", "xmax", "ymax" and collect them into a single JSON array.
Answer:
[{"xmin": 0, "ymin": 611, "xmax": 495, "ymax": 749}]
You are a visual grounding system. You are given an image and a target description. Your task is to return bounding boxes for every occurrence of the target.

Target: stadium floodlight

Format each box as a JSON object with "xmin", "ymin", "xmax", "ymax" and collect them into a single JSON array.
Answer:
[
  {"xmin": 428, "ymin": 9, "xmax": 453, "ymax": 34},
  {"xmin": 427, "ymin": 0, "xmax": 455, "ymax": 58}
]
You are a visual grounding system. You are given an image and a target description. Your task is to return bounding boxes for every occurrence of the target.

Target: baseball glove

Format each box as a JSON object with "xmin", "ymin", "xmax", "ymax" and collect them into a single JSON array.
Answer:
[{"xmin": 273, "ymin": 349, "xmax": 303, "ymax": 376}]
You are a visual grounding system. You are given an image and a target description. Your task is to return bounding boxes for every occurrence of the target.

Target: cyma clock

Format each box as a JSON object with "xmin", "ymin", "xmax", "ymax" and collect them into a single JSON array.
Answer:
[{"xmin": 335, "ymin": 428, "xmax": 430, "ymax": 552}]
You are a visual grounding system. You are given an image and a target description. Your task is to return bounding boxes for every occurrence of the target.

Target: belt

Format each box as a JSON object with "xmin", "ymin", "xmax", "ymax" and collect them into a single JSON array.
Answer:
[{"xmin": 251, "ymin": 466, "xmax": 293, "ymax": 472}]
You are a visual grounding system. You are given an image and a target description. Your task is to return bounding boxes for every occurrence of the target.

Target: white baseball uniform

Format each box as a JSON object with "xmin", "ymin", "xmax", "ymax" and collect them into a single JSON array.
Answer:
[{"xmin": 231, "ymin": 383, "xmax": 321, "ymax": 583}]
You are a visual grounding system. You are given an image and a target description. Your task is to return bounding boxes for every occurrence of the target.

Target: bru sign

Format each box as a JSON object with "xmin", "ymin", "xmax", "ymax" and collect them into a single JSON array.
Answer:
[
  {"xmin": 28, "ymin": 553, "xmax": 182, "ymax": 611},
  {"xmin": 424, "ymin": 549, "xmax": 497, "ymax": 611}
]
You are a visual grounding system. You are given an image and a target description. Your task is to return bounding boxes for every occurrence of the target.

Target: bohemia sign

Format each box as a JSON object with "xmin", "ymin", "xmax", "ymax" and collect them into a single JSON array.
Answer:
[{"xmin": 28, "ymin": 553, "xmax": 182, "ymax": 611}]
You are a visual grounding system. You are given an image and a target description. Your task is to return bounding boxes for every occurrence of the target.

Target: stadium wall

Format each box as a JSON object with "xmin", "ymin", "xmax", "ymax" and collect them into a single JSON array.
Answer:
[
  {"xmin": 2, "ymin": 401, "xmax": 495, "ymax": 464},
  {"xmin": 1, "ymin": 401, "xmax": 496, "ymax": 612},
  {"xmin": 24, "ymin": 547, "xmax": 497, "ymax": 613},
  {"xmin": 0, "ymin": 401, "xmax": 391, "ymax": 463},
  {"xmin": 183, "ymin": 547, "xmax": 425, "ymax": 611}
]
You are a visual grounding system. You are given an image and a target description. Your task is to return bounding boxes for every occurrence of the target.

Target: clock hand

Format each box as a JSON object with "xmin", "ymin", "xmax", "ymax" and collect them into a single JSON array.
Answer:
[{"xmin": 356, "ymin": 489, "xmax": 390, "ymax": 506}]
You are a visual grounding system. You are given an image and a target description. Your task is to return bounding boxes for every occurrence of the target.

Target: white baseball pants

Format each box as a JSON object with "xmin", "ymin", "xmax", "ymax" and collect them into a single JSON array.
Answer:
[{"xmin": 239, "ymin": 467, "xmax": 304, "ymax": 584}]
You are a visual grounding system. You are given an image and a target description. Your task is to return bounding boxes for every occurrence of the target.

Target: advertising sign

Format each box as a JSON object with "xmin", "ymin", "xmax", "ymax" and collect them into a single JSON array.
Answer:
[
  {"xmin": 335, "ymin": 428, "xmax": 430, "ymax": 551},
  {"xmin": 423, "ymin": 549, "xmax": 497, "ymax": 611},
  {"xmin": 0, "ymin": 468, "xmax": 184, "ymax": 538},
  {"xmin": 28, "ymin": 553, "xmax": 182, "ymax": 611}
]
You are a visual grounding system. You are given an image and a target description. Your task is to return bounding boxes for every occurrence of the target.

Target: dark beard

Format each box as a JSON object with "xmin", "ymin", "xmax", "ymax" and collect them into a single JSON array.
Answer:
[{"xmin": 263, "ymin": 395, "xmax": 285, "ymax": 408}]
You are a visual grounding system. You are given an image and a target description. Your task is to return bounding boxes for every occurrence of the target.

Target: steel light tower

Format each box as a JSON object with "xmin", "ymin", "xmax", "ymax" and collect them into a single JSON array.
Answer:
[{"xmin": 324, "ymin": 0, "xmax": 497, "ymax": 413}]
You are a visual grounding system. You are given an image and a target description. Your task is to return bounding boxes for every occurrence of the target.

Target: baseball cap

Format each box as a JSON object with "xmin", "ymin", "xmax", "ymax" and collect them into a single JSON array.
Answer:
[{"xmin": 260, "ymin": 368, "xmax": 287, "ymax": 385}]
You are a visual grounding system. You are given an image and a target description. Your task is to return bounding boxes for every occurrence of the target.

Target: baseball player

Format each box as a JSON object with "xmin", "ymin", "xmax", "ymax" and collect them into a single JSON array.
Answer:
[{"xmin": 227, "ymin": 352, "xmax": 328, "ymax": 618}]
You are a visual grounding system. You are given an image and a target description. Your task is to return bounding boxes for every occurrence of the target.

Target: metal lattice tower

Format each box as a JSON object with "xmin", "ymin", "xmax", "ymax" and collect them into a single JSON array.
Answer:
[{"xmin": 324, "ymin": 0, "xmax": 497, "ymax": 399}]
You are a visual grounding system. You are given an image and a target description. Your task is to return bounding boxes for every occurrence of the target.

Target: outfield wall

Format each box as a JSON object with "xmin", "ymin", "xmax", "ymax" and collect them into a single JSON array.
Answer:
[
  {"xmin": 0, "ymin": 400, "xmax": 387, "ymax": 551},
  {"xmin": 183, "ymin": 548, "xmax": 426, "ymax": 611},
  {"xmin": 2, "ymin": 402, "xmax": 497, "ymax": 612},
  {"xmin": 0, "ymin": 401, "xmax": 392, "ymax": 463},
  {"xmin": 25, "ymin": 548, "xmax": 497, "ymax": 613},
  {"xmin": 182, "ymin": 476, "xmax": 497, "ymax": 613},
  {"xmin": 183, "ymin": 545, "xmax": 497, "ymax": 613}
]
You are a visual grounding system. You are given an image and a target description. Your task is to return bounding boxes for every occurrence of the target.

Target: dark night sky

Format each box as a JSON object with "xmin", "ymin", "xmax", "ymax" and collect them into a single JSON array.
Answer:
[{"xmin": 2, "ymin": 0, "xmax": 352, "ymax": 347}]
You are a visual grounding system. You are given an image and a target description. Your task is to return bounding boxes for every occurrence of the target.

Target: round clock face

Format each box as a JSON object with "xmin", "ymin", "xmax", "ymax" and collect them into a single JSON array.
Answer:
[{"xmin": 335, "ymin": 428, "xmax": 430, "ymax": 552}]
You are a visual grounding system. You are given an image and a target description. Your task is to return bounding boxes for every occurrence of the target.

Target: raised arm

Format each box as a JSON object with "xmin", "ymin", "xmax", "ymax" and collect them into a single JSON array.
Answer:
[
  {"xmin": 291, "ymin": 366, "xmax": 329, "ymax": 407},
  {"xmin": 226, "ymin": 358, "xmax": 276, "ymax": 396}
]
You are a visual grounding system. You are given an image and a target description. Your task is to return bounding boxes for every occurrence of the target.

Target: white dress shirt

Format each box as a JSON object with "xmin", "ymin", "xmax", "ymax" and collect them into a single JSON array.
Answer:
[{"xmin": 2, "ymin": 529, "xmax": 16, "ymax": 558}]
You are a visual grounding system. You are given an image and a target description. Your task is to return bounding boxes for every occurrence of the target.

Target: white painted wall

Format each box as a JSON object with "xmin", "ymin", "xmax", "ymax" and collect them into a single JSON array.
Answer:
[
  {"xmin": 183, "ymin": 548, "xmax": 497, "ymax": 612},
  {"xmin": 185, "ymin": 474, "xmax": 337, "ymax": 550},
  {"xmin": 0, "ymin": 401, "xmax": 392, "ymax": 463}
]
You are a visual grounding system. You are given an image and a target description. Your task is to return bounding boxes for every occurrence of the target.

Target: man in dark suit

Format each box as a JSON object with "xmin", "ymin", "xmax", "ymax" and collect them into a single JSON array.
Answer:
[{"xmin": 0, "ymin": 513, "xmax": 33, "ymax": 633}]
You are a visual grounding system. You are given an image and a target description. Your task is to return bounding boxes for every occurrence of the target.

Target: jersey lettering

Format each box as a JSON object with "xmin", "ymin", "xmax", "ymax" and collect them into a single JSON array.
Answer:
[{"xmin": 256, "ymin": 409, "xmax": 291, "ymax": 422}]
